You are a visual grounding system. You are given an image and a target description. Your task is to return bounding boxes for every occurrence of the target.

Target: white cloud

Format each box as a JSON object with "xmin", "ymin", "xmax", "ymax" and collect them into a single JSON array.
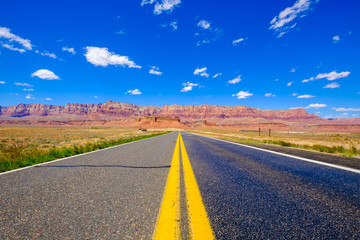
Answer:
[
  {"xmin": 170, "ymin": 20, "xmax": 178, "ymax": 31},
  {"xmin": 228, "ymin": 75, "xmax": 242, "ymax": 84},
  {"xmin": 31, "ymin": 69, "xmax": 60, "ymax": 80},
  {"xmin": 292, "ymin": 92, "xmax": 299, "ymax": 96},
  {"xmin": 333, "ymin": 107, "xmax": 360, "ymax": 112},
  {"xmin": 194, "ymin": 67, "xmax": 209, "ymax": 77},
  {"xmin": 45, "ymin": 98, "xmax": 53, "ymax": 101},
  {"xmin": 180, "ymin": 82, "xmax": 198, "ymax": 92},
  {"xmin": 1, "ymin": 44, "xmax": 26, "ymax": 53},
  {"xmin": 269, "ymin": 0, "xmax": 314, "ymax": 37},
  {"xmin": 302, "ymin": 70, "xmax": 350, "ymax": 82},
  {"xmin": 333, "ymin": 35, "xmax": 340, "ymax": 42},
  {"xmin": 40, "ymin": 51, "xmax": 57, "ymax": 59},
  {"xmin": 84, "ymin": 46, "xmax": 141, "ymax": 68},
  {"xmin": 62, "ymin": 47, "xmax": 76, "ymax": 54},
  {"xmin": 232, "ymin": 90, "xmax": 253, "ymax": 99},
  {"xmin": 297, "ymin": 94, "xmax": 315, "ymax": 99},
  {"xmin": 323, "ymin": 82, "xmax": 340, "ymax": 89},
  {"xmin": 290, "ymin": 67, "xmax": 296, "ymax": 72},
  {"xmin": 126, "ymin": 89, "xmax": 142, "ymax": 95},
  {"xmin": 94, "ymin": 96, "xmax": 98, "ymax": 99},
  {"xmin": 149, "ymin": 66, "xmax": 162, "ymax": 75},
  {"xmin": 232, "ymin": 38, "xmax": 245, "ymax": 46},
  {"xmin": 212, "ymin": 73, "xmax": 222, "ymax": 78},
  {"xmin": 0, "ymin": 26, "xmax": 32, "ymax": 51},
  {"xmin": 197, "ymin": 20, "xmax": 211, "ymax": 30},
  {"xmin": 115, "ymin": 30, "xmax": 126, "ymax": 35},
  {"xmin": 141, "ymin": 0, "xmax": 155, "ymax": 6},
  {"xmin": 0, "ymin": 81, "xmax": 5, "ymax": 84},
  {"xmin": 154, "ymin": 0, "xmax": 181, "ymax": 15},
  {"xmin": 23, "ymin": 88, "xmax": 34, "ymax": 91},
  {"xmin": 287, "ymin": 81, "xmax": 293, "ymax": 86},
  {"xmin": 265, "ymin": 93, "xmax": 276, "ymax": 97},
  {"xmin": 15, "ymin": 82, "xmax": 33, "ymax": 87},
  {"xmin": 275, "ymin": 78, "xmax": 279, "ymax": 81},
  {"xmin": 305, "ymin": 103, "xmax": 327, "ymax": 109},
  {"xmin": 25, "ymin": 94, "xmax": 35, "ymax": 99},
  {"xmin": 196, "ymin": 39, "xmax": 210, "ymax": 46}
]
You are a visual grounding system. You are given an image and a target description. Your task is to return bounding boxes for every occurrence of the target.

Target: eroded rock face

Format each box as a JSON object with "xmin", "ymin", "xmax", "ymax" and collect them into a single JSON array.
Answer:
[{"xmin": 0, "ymin": 101, "xmax": 321, "ymax": 121}]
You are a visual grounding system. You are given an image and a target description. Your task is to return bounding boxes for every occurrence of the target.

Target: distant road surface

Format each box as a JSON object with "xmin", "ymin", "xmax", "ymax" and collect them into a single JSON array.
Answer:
[{"xmin": 1, "ymin": 131, "xmax": 359, "ymax": 239}]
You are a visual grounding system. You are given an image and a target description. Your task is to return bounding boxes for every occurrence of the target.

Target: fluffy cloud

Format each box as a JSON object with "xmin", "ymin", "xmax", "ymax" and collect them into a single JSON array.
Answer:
[
  {"xmin": 228, "ymin": 75, "xmax": 242, "ymax": 84},
  {"xmin": 23, "ymin": 88, "xmax": 34, "ymax": 91},
  {"xmin": 0, "ymin": 81, "xmax": 5, "ymax": 84},
  {"xmin": 15, "ymin": 82, "xmax": 33, "ymax": 87},
  {"xmin": 1, "ymin": 44, "xmax": 26, "ymax": 53},
  {"xmin": 149, "ymin": 66, "xmax": 162, "ymax": 75},
  {"xmin": 31, "ymin": 69, "xmax": 60, "ymax": 80},
  {"xmin": 297, "ymin": 94, "xmax": 315, "ymax": 99},
  {"xmin": 126, "ymin": 89, "xmax": 142, "ymax": 95},
  {"xmin": 45, "ymin": 98, "xmax": 53, "ymax": 101},
  {"xmin": 323, "ymin": 82, "xmax": 340, "ymax": 89},
  {"xmin": 265, "ymin": 93, "xmax": 276, "ymax": 97},
  {"xmin": 333, "ymin": 35, "xmax": 340, "ymax": 42},
  {"xmin": 232, "ymin": 38, "xmax": 245, "ymax": 46},
  {"xmin": 84, "ymin": 46, "xmax": 141, "ymax": 68},
  {"xmin": 62, "ymin": 47, "xmax": 76, "ymax": 54},
  {"xmin": 141, "ymin": 0, "xmax": 155, "ymax": 6},
  {"xmin": 287, "ymin": 81, "xmax": 293, "ymax": 86},
  {"xmin": 212, "ymin": 73, "xmax": 222, "ymax": 78},
  {"xmin": 153, "ymin": 0, "xmax": 181, "ymax": 15},
  {"xmin": 193, "ymin": 67, "xmax": 209, "ymax": 77},
  {"xmin": 180, "ymin": 82, "xmax": 198, "ymax": 92},
  {"xmin": 232, "ymin": 90, "xmax": 253, "ymax": 99},
  {"xmin": 269, "ymin": 0, "xmax": 315, "ymax": 37},
  {"xmin": 302, "ymin": 70, "xmax": 350, "ymax": 83},
  {"xmin": 0, "ymin": 26, "xmax": 32, "ymax": 51},
  {"xmin": 290, "ymin": 68, "xmax": 296, "ymax": 72},
  {"xmin": 40, "ymin": 51, "xmax": 57, "ymax": 59},
  {"xmin": 197, "ymin": 20, "xmax": 211, "ymax": 30},
  {"xmin": 170, "ymin": 20, "xmax": 178, "ymax": 31},
  {"xmin": 333, "ymin": 107, "xmax": 360, "ymax": 112},
  {"xmin": 305, "ymin": 103, "xmax": 327, "ymax": 109},
  {"xmin": 25, "ymin": 94, "xmax": 35, "ymax": 99}
]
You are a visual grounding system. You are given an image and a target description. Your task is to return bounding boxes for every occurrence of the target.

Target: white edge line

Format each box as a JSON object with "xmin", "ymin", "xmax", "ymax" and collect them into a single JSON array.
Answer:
[
  {"xmin": 0, "ymin": 132, "xmax": 173, "ymax": 176},
  {"xmin": 187, "ymin": 132, "xmax": 360, "ymax": 174}
]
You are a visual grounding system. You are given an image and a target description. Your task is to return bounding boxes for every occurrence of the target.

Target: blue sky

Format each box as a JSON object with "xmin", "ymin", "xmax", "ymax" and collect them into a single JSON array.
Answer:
[{"xmin": 0, "ymin": 0, "xmax": 359, "ymax": 118}]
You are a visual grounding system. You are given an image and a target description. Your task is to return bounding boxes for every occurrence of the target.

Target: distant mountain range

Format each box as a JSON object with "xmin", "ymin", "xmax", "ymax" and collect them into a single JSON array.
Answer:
[
  {"xmin": 0, "ymin": 100, "xmax": 321, "ymax": 121},
  {"xmin": 1, "ymin": 101, "xmax": 359, "ymax": 132}
]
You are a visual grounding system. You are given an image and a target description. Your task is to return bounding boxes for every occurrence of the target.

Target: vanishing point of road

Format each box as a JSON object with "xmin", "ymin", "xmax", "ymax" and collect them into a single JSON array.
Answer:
[{"xmin": 1, "ymin": 131, "xmax": 359, "ymax": 239}]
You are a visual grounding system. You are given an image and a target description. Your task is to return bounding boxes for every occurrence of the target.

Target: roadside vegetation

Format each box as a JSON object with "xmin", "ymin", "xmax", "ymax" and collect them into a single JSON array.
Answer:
[
  {"xmin": 190, "ymin": 129, "xmax": 360, "ymax": 158},
  {"xmin": 0, "ymin": 126, "xmax": 170, "ymax": 173}
]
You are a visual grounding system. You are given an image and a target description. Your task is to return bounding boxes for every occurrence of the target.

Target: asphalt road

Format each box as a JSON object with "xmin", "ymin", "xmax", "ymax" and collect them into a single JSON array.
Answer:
[
  {"xmin": 1, "ymin": 131, "xmax": 359, "ymax": 239},
  {"xmin": 181, "ymin": 131, "xmax": 360, "ymax": 239},
  {"xmin": 0, "ymin": 132, "xmax": 178, "ymax": 239}
]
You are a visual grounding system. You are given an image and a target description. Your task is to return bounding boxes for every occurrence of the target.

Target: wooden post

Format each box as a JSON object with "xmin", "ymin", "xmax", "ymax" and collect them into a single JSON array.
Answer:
[
  {"xmin": 259, "ymin": 128, "xmax": 261, "ymax": 136},
  {"xmin": 269, "ymin": 129, "xmax": 271, "ymax": 137}
]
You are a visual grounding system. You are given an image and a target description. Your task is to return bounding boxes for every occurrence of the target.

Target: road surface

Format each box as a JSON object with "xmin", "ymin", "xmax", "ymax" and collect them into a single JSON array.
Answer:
[{"xmin": 1, "ymin": 131, "xmax": 359, "ymax": 239}]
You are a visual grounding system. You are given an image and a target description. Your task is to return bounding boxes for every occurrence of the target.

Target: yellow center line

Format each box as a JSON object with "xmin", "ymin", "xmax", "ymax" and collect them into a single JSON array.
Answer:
[
  {"xmin": 153, "ymin": 132, "xmax": 214, "ymax": 239},
  {"xmin": 153, "ymin": 133, "xmax": 181, "ymax": 240},
  {"xmin": 180, "ymin": 133, "xmax": 215, "ymax": 240}
]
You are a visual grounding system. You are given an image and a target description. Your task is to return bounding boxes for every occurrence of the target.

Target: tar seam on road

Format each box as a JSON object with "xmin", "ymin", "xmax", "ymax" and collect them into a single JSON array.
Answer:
[
  {"xmin": 189, "ymin": 132, "xmax": 360, "ymax": 174},
  {"xmin": 153, "ymin": 132, "xmax": 214, "ymax": 240},
  {"xmin": 0, "ymin": 133, "xmax": 170, "ymax": 176}
]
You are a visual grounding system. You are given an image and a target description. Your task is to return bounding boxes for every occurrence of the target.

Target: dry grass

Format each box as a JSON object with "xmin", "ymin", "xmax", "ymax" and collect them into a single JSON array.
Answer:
[
  {"xmin": 0, "ymin": 125, "xmax": 169, "ymax": 172},
  {"xmin": 0, "ymin": 125, "xmax": 163, "ymax": 149},
  {"xmin": 190, "ymin": 128, "xmax": 360, "ymax": 158}
]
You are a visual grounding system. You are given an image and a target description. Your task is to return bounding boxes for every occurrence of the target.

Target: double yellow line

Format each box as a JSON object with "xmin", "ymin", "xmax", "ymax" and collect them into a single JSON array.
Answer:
[{"xmin": 153, "ymin": 132, "xmax": 214, "ymax": 240}]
